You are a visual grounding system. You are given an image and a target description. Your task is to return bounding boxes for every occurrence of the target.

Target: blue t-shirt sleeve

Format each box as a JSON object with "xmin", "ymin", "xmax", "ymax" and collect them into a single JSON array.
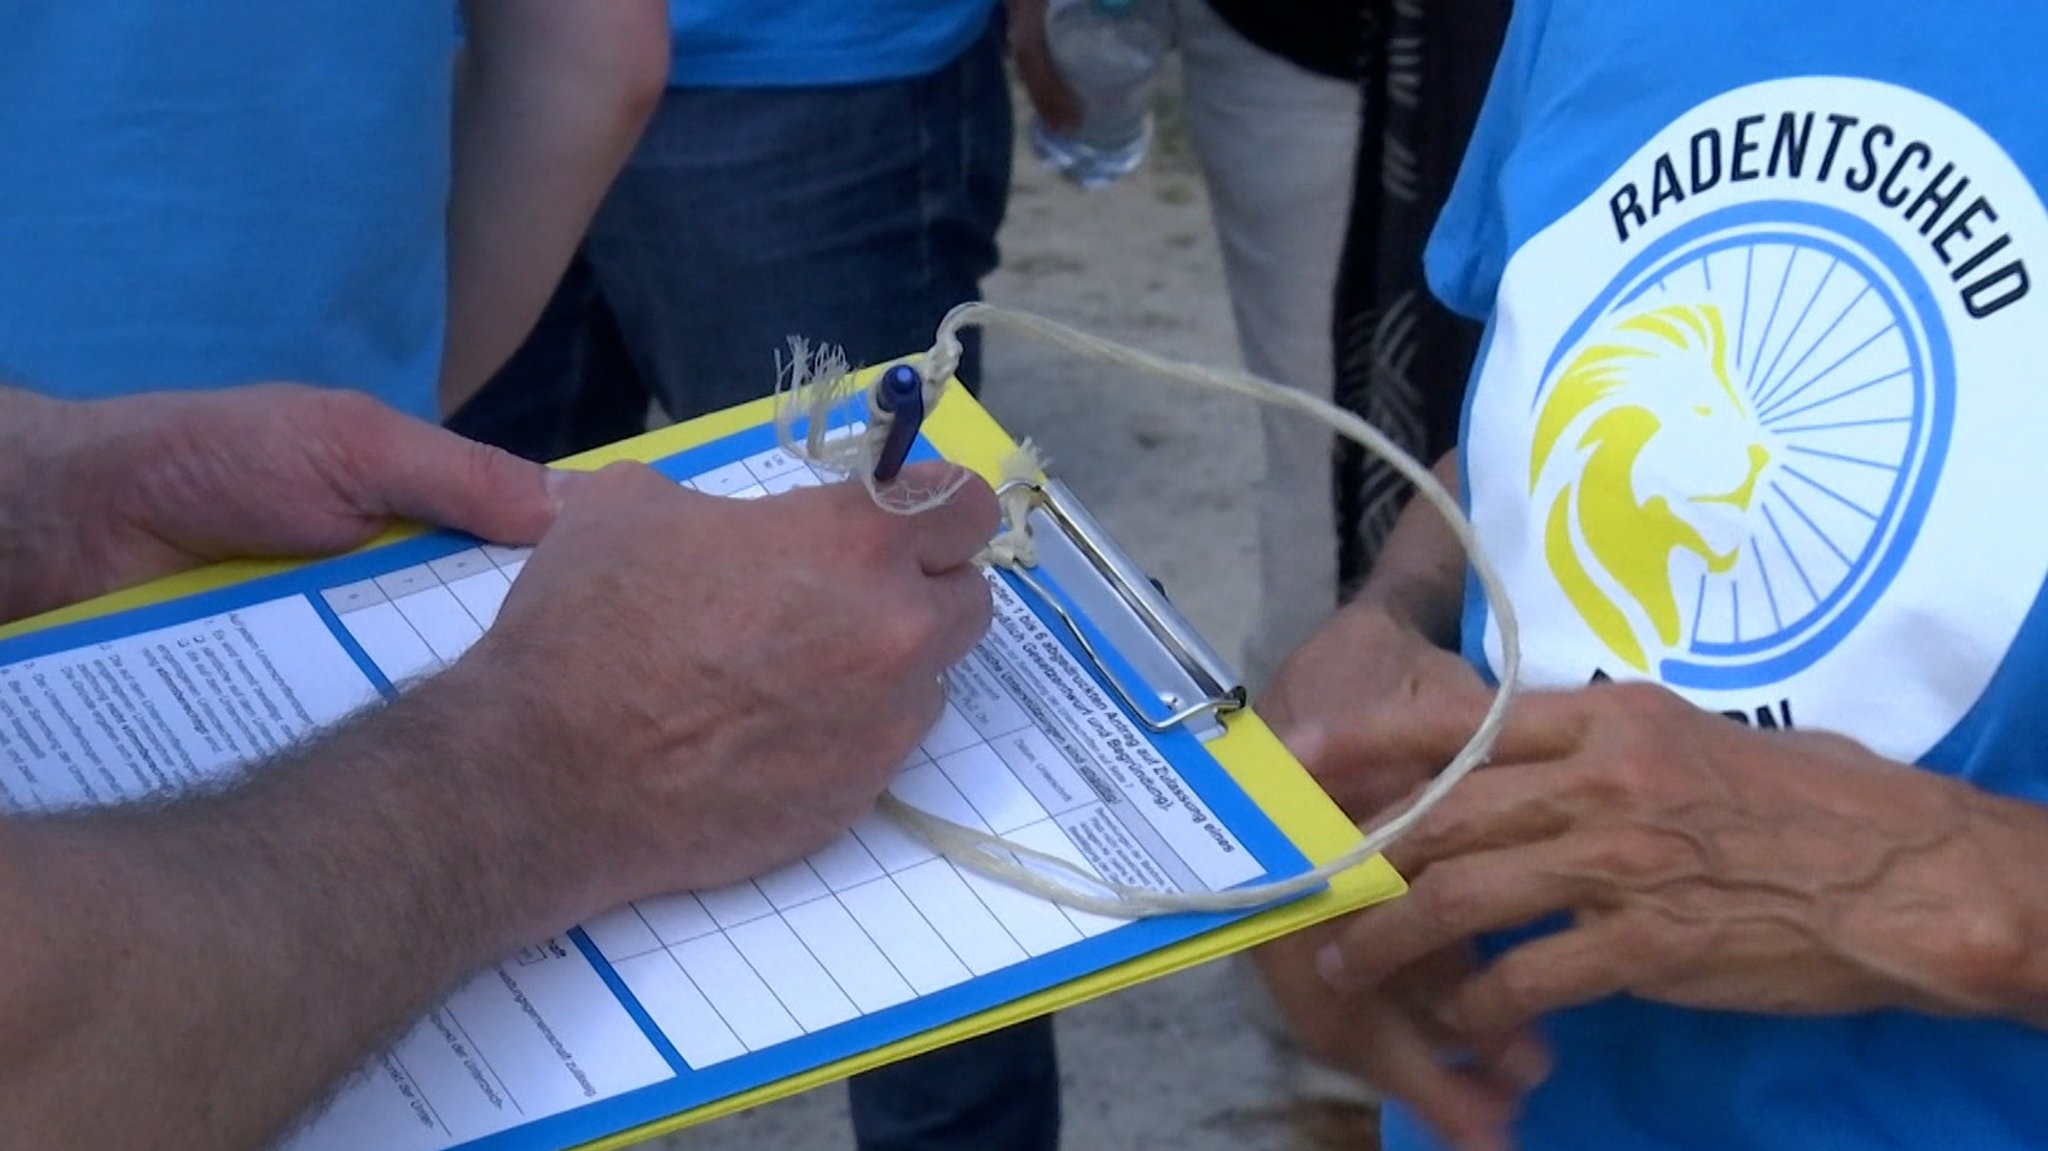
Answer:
[{"xmin": 1423, "ymin": 0, "xmax": 1552, "ymax": 321}]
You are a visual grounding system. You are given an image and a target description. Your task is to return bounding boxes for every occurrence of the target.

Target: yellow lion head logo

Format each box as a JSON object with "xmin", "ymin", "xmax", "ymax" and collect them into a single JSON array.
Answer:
[{"xmin": 1530, "ymin": 303, "xmax": 1774, "ymax": 672}]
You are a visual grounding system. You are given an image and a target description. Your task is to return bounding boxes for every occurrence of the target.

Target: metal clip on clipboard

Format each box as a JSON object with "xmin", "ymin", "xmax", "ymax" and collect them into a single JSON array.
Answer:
[{"xmin": 998, "ymin": 479, "xmax": 1248, "ymax": 740}]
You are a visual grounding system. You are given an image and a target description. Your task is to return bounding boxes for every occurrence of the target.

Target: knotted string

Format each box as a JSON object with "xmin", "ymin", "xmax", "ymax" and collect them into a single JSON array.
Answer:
[{"xmin": 773, "ymin": 302, "xmax": 1521, "ymax": 919}]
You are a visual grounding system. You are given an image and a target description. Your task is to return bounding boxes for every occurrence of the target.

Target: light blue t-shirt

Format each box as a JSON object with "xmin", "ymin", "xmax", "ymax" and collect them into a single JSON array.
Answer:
[
  {"xmin": 1413, "ymin": 1, "xmax": 2048, "ymax": 1147},
  {"xmin": 667, "ymin": 0, "xmax": 998, "ymax": 88},
  {"xmin": 0, "ymin": 2, "xmax": 452, "ymax": 421}
]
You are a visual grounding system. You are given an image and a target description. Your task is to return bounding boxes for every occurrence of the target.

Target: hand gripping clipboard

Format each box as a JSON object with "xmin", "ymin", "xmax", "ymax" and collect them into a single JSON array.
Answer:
[
  {"xmin": 0, "ymin": 377, "xmax": 1406, "ymax": 1149},
  {"xmin": 558, "ymin": 378, "xmax": 1406, "ymax": 1145}
]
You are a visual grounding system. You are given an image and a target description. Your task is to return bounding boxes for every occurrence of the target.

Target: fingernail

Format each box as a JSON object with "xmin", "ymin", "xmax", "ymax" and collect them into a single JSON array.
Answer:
[
  {"xmin": 1315, "ymin": 944, "xmax": 1345, "ymax": 988},
  {"xmin": 544, "ymin": 467, "xmax": 588, "ymax": 507}
]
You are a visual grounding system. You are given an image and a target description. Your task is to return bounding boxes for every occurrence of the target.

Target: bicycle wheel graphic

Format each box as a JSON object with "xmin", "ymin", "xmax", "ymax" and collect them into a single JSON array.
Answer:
[{"xmin": 1534, "ymin": 202, "xmax": 1955, "ymax": 690}]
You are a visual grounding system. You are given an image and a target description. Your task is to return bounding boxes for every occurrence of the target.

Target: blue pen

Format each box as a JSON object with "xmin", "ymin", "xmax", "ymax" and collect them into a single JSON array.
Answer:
[{"xmin": 872, "ymin": 364, "xmax": 925, "ymax": 483}]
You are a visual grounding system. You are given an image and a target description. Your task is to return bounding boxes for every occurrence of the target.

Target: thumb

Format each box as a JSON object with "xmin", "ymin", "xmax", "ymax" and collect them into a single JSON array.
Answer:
[{"xmin": 356, "ymin": 411, "xmax": 563, "ymax": 544}]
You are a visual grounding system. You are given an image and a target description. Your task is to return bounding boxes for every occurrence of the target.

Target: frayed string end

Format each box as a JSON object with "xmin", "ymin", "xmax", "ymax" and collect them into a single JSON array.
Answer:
[
  {"xmin": 772, "ymin": 338, "xmax": 974, "ymax": 516},
  {"xmin": 772, "ymin": 336, "xmax": 863, "ymax": 469},
  {"xmin": 980, "ymin": 441, "xmax": 1047, "ymax": 568}
]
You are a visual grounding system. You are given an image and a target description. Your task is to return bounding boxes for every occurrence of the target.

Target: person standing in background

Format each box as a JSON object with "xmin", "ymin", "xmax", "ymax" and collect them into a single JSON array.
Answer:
[
  {"xmin": 447, "ymin": 1, "xmax": 1015, "ymax": 455},
  {"xmin": 445, "ymin": 8, "xmax": 1055, "ymax": 1151},
  {"xmin": 1328, "ymin": 0, "xmax": 1511, "ymax": 595},
  {"xmin": 0, "ymin": 3, "xmax": 1029, "ymax": 1145},
  {"xmin": 1, "ymin": 1, "xmax": 667, "ymax": 422},
  {"xmin": 1010, "ymin": 0, "xmax": 1364, "ymax": 694}
]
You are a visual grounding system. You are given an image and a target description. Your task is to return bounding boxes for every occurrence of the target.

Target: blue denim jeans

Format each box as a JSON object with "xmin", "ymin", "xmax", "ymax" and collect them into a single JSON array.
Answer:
[
  {"xmin": 449, "ymin": 21, "xmax": 1058, "ymax": 1151},
  {"xmin": 450, "ymin": 14, "xmax": 1014, "ymax": 456}
]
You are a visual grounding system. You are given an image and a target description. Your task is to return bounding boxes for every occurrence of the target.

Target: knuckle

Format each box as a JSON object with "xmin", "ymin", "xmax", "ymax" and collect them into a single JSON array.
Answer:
[
  {"xmin": 1598, "ymin": 680, "xmax": 1681, "ymax": 724},
  {"xmin": 587, "ymin": 459, "xmax": 658, "ymax": 498},
  {"xmin": 456, "ymin": 437, "xmax": 513, "ymax": 496},
  {"xmin": 1793, "ymin": 729, "xmax": 1867, "ymax": 761},
  {"xmin": 611, "ymin": 459, "xmax": 668, "ymax": 488},
  {"xmin": 1606, "ymin": 917, "xmax": 1680, "ymax": 986},
  {"xmin": 838, "ymin": 506, "xmax": 912, "ymax": 568},
  {"xmin": 1485, "ymin": 955, "xmax": 1552, "ymax": 1021},
  {"xmin": 1572, "ymin": 736, "xmax": 1667, "ymax": 804},
  {"xmin": 874, "ymin": 600, "xmax": 943, "ymax": 667},
  {"xmin": 1411, "ymin": 870, "xmax": 1483, "ymax": 936},
  {"xmin": 1946, "ymin": 904, "xmax": 2030, "ymax": 1002},
  {"xmin": 955, "ymin": 580, "xmax": 995, "ymax": 651},
  {"xmin": 1608, "ymin": 679, "xmax": 1672, "ymax": 707},
  {"xmin": 1602, "ymin": 752, "xmax": 1662, "ymax": 802}
]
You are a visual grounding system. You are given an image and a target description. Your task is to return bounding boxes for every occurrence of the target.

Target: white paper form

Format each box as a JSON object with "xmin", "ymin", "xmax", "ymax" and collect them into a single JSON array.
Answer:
[
  {"xmin": 0, "ymin": 430, "xmax": 1300, "ymax": 1151},
  {"xmin": 281, "ymin": 942, "xmax": 671, "ymax": 1151},
  {"xmin": 0, "ymin": 594, "xmax": 673, "ymax": 1151},
  {"xmin": 0, "ymin": 596, "xmax": 376, "ymax": 813},
  {"xmin": 317, "ymin": 444, "xmax": 1268, "ymax": 1078},
  {"xmin": 556, "ymin": 448, "xmax": 1269, "ymax": 1076}
]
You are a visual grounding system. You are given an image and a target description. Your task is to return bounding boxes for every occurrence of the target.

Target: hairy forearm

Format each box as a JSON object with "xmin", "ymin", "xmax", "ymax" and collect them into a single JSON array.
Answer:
[
  {"xmin": 1351, "ymin": 450, "xmax": 1468, "ymax": 646},
  {"xmin": 0, "ymin": 662, "xmax": 579, "ymax": 1150},
  {"xmin": 440, "ymin": 0, "xmax": 668, "ymax": 414}
]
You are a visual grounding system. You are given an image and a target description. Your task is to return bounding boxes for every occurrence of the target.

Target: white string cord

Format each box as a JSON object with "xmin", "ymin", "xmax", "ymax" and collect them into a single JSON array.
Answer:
[{"xmin": 782, "ymin": 302, "xmax": 1521, "ymax": 918}]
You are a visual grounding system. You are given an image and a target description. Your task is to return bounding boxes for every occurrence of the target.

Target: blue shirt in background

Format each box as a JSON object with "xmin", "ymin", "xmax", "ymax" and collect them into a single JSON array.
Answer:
[
  {"xmin": 667, "ymin": 0, "xmax": 998, "ymax": 88},
  {"xmin": 0, "ymin": 2, "xmax": 452, "ymax": 421},
  {"xmin": 1410, "ymin": 1, "xmax": 2048, "ymax": 1148}
]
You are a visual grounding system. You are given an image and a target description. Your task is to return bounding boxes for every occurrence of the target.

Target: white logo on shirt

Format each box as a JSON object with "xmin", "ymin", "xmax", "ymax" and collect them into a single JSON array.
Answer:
[{"xmin": 1465, "ymin": 78, "xmax": 2048, "ymax": 760}]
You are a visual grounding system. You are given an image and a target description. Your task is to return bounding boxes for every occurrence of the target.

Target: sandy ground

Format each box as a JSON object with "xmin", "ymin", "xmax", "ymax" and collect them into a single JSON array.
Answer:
[{"xmin": 647, "ymin": 78, "xmax": 1344, "ymax": 1151}]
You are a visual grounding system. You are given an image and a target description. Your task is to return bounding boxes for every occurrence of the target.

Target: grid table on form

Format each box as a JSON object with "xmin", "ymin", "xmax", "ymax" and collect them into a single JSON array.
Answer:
[
  {"xmin": 320, "ymin": 442, "xmax": 1267, "ymax": 1071},
  {"xmin": 317, "ymin": 444, "xmax": 825, "ymax": 683}
]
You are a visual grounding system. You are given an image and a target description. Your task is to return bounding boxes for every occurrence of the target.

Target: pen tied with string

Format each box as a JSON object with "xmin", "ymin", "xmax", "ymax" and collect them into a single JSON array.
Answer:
[{"xmin": 775, "ymin": 301, "xmax": 1520, "ymax": 920}]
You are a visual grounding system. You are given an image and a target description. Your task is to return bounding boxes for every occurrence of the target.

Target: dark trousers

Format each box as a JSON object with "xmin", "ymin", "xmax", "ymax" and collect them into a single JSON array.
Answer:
[{"xmin": 450, "ymin": 17, "xmax": 1014, "ymax": 458}]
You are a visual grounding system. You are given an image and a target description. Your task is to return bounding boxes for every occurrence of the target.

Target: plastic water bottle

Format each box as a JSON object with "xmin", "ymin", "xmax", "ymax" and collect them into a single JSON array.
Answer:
[{"xmin": 1029, "ymin": 0, "xmax": 1171, "ymax": 189}]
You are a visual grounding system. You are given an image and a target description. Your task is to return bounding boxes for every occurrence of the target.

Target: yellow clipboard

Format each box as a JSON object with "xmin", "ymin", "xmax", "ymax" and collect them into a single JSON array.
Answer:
[{"xmin": 0, "ymin": 382, "xmax": 1404, "ymax": 1147}]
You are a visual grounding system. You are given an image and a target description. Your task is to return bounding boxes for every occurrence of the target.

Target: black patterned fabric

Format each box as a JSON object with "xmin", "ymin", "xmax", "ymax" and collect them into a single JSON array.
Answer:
[
  {"xmin": 1330, "ymin": 0, "xmax": 1511, "ymax": 592},
  {"xmin": 1200, "ymin": 0, "xmax": 1365, "ymax": 81}
]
